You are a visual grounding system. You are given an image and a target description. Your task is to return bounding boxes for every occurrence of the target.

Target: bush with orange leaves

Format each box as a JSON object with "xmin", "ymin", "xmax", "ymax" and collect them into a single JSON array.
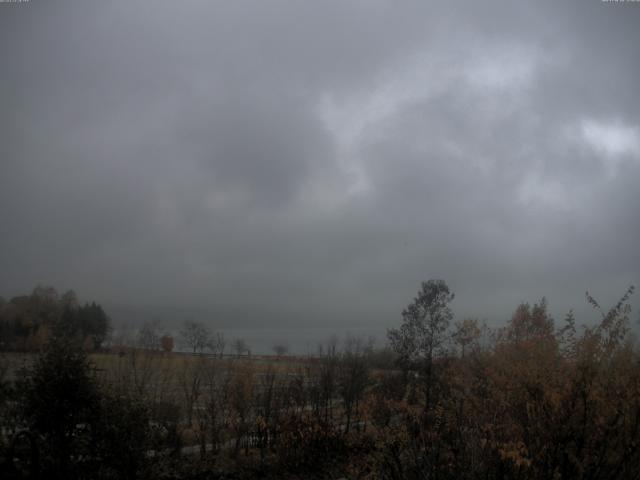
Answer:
[{"xmin": 365, "ymin": 286, "xmax": 640, "ymax": 480}]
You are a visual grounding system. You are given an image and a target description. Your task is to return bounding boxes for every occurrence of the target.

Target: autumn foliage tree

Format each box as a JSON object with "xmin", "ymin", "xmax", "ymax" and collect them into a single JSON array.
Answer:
[
  {"xmin": 373, "ymin": 283, "xmax": 640, "ymax": 480},
  {"xmin": 452, "ymin": 317, "xmax": 481, "ymax": 357},
  {"xmin": 0, "ymin": 286, "xmax": 110, "ymax": 352},
  {"xmin": 160, "ymin": 334, "xmax": 174, "ymax": 353}
]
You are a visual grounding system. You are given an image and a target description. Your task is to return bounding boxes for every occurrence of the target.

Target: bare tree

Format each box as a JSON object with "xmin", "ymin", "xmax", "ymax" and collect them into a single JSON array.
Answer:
[
  {"xmin": 180, "ymin": 320, "xmax": 211, "ymax": 354},
  {"xmin": 232, "ymin": 338, "xmax": 248, "ymax": 357},
  {"xmin": 228, "ymin": 363, "xmax": 254, "ymax": 457},
  {"xmin": 338, "ymin": 336, "xmax": 372, "ymax": 433},
  {"xmin": 286, "ymin": 367, "xmax": 308, "ymax": 415},
  {"xmin": 272, "ymin": 343, "xmax": 288, "ymax": 357},
  {"xmin": 136, "ymin": 319, "xmax": 161, "ymax": 351},
  {"xmin": 178, "ymin": 356, "xmax": 205, "ymax": 426},
  {"xmin": 196, "ymin": 358, "xmax": 231, "ymax": 456},
  {"xmin": 111, "ymin": 320, "xmax": 135, "ymax": 350},
  {"xmin": 208, "ymin": 331, "xmax": 226, "ymax": 358},
  {"xmin": 317, "ymin": 334, "xmax": 339, "ymax": 357},
  {"xmin": 254, "ymin": 366, "xmax": 285, "ymax": 463},
  {"xmin": 308, "ymin": 350, "xmax": 338, "ymax": 425}
]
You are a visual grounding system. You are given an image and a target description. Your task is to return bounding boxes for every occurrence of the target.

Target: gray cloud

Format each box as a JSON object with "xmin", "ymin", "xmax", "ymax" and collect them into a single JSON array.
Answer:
[{"xmin": 1, "ymin": 1, "xmax": 639, "ymax": 345}]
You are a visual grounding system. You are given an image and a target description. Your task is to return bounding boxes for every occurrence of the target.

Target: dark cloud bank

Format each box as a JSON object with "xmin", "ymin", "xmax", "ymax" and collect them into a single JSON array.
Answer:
[{"xmin": 1, "ymin": 1, "xmax": 639, "ymax": 352}]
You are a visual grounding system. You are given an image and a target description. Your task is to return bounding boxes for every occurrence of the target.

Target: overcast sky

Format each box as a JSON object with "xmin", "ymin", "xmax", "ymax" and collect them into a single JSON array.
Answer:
[{"xmin": 1, "ymin": 0, "xmax": 639, "ymax": 337}]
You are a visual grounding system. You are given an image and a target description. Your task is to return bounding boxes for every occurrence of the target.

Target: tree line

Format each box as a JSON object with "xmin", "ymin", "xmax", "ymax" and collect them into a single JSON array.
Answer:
[
  {"xmin": 0, "ymin": 286, "xmax": 109, "ymax": 352},
  {"xmin": 0, "ymin": 280, "xmax": 638, "ymax": 479}
]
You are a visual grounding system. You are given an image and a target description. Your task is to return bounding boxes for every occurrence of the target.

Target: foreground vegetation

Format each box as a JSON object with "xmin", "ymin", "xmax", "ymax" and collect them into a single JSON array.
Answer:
[{"xmin": 0, "ymin": 281, "xmax": 638, "ymax": 479}]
